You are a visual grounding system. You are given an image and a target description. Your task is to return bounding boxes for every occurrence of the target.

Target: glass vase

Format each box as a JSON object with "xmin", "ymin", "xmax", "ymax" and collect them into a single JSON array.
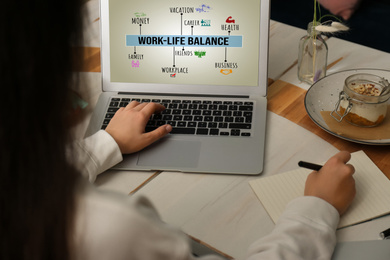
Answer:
[{"xmin": 298, "ymin": 22, "xmax": 328, "ymax": 84}]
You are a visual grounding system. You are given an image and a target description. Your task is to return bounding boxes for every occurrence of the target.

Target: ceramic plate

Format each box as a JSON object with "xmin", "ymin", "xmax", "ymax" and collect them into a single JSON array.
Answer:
[{"xmin": 304, "ymin": 69, "xmax": 390, "ymax": 145}]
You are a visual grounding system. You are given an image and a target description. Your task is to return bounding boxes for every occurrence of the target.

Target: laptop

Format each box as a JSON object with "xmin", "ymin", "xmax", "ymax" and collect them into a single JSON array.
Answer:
[{"xmin": 85, "ymin": 0, "xmax": 270, "ymax": 175}]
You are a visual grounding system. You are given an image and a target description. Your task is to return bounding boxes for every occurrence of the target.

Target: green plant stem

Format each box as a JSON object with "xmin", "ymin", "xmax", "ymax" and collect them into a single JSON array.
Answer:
[{"xmin": 312, "ymin": 1, "xmax": 318, "ymax": 80}]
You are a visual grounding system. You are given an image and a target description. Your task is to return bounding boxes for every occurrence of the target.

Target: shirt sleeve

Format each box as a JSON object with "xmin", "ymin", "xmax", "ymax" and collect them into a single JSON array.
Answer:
[
  {"xmin": 246, "ymin": 196, "xmax": 340, "ymax": 260},
  {"xmin": 74, "ymin": 183, "xmax": 339, "ymax": 259},
  {"xmin": 73, "ymin": 184, "xmax": 226, "ymax": 260},
  {"xmin": 71, "ymin": 130, "xmax": 123, "ymax": 183}
]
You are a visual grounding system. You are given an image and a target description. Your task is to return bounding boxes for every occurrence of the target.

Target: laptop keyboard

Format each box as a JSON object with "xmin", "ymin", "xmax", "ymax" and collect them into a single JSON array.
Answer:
[{"xmin": 101, "ymin": 97, "xmax": 254, "ymax": 137}]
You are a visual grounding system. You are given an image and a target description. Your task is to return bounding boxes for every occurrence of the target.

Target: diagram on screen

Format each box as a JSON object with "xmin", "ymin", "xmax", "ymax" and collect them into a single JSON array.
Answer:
[
  {"xmin": 109, "ymin": 0, "xmax": 260, "ymax": 86},
  {"xmin": 126, "ymin": 4, "xmax": 243, "ymax": 78}
]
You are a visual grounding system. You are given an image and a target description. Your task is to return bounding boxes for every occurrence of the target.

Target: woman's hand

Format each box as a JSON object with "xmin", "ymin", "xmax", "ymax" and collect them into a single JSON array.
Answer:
[
  {"xmin": 304, "ymin": 151, "xmax": 356, "ymax": 215},
  {"xmin": 105, "ymin": 101, "xmax": 172, "ymax": 154}
]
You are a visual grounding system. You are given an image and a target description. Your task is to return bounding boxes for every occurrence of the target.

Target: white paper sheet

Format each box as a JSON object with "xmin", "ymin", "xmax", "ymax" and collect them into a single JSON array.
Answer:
[{"xmin": 250, "ymin": 151, "xmax": 390, "ymax": 228}]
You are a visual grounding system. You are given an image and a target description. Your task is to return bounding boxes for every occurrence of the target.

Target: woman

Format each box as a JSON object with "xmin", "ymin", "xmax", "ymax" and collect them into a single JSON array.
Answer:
[{"xmin": 0, "ymin": 1, "xmax": 355, "ymax": 259}]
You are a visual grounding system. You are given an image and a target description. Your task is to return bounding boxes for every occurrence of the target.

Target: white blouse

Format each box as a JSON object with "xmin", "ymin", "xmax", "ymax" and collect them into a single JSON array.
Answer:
[{"xmin": 72, "ymin": 130, "xmax": 339, "ymax": 260}]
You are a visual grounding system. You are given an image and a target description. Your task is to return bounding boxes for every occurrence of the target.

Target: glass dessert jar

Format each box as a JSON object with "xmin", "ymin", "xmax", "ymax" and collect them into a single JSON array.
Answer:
[{"xmin": 331, "ymin": 73, "xmax": 390, "ymax": 127}]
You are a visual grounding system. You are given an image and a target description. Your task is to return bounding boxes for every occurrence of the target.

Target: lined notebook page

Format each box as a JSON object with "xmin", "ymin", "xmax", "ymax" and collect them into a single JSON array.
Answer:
[{"xmin": 249, "ymin": 151, "xmax": 390, "ymax": 228}]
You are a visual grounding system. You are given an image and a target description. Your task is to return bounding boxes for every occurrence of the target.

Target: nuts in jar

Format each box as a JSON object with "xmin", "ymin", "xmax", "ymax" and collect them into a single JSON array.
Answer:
[
  {"xmin": 350, "ymin": 82, "xmax": 381, "ymax": 96},
  {"xmin": 331, "ymin": 73, "xmax": 390, "ymax": 127}
]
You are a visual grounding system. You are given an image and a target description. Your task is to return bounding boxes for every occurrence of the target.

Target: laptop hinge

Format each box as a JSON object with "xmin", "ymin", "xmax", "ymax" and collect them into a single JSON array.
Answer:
[{"xmin": 117, "ymin": 92, "xmax": 250, "ymax": 99}]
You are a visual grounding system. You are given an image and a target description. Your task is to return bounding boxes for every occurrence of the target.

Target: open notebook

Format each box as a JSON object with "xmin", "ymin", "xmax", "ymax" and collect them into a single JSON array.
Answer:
[{"xmin": 249, "ymin": 151, "xmax": 390, "ymax": 228}]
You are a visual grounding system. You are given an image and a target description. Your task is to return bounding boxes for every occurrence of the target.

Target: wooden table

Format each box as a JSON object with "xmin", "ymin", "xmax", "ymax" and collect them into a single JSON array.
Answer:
[{"xmin": 76, "ymin": 1, "xmax": 390, "ymax": 259}]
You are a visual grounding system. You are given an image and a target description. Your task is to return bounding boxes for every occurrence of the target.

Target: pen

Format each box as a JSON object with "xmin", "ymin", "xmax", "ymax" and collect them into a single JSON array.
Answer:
[
  {"xmin": 298, "ymin": 161, "xmax": 323, "ymax": 171},
  {"xmin": 380, "ymin": 228, "xmax": 390, "ymax": 239}
]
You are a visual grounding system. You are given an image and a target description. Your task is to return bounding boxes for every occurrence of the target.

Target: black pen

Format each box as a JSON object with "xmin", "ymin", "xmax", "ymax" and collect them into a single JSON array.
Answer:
[
  {"xmin": 298, "ymin": 161, "xmax": 323, "ymax": 171},
  {"xmin": 380, "ymin": 228, "xmax": 390, "ymax": 239}
]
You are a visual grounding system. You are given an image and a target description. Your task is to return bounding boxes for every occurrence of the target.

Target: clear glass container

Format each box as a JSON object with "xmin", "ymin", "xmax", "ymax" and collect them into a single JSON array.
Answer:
[
  {"xmin": 331, "ymin": 73, "xmax": 390, "ymax": 127},
  {"xmin": 298, "ymin": 22, "xmax": 328, "ymax": 84}
]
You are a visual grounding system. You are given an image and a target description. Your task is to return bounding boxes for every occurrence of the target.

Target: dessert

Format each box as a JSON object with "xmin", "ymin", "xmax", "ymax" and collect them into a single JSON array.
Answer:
[
  {"xmin": 335, "ymin": 73, "xmax": 390, "ymax": 127},
  {"xmin": 339, "ymin": 100, "xmax": 386, "ymax": 127}
]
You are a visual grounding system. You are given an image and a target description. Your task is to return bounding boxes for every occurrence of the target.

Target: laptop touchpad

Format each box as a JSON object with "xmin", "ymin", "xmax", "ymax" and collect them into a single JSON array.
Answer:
[{"xmin": 137, "ymin": 139, "xmax": 201, "ymax": 168}]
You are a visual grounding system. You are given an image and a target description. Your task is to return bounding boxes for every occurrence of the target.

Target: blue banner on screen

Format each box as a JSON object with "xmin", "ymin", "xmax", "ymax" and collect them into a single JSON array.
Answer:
[{"xmin": 126, "ymin": 35, "xmax": 242, "ymax": 47}]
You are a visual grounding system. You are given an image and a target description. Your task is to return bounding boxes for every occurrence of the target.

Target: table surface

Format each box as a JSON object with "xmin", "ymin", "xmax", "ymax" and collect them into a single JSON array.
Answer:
[{"xmin": 75, "ymin": 1, "xmax": 390, "ymax": 259}]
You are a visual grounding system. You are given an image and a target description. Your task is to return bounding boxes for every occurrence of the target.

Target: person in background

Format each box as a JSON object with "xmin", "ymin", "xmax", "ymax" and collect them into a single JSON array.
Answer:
[
  {"xmin": 271, "ymin": 0, "xmax": 390, "ymax": 53},
  {"xmin": 318, "ymin": 0, "xmax": 362, "ymax": 20},
  {"xmin": 0, "ymin": 0, "xmax": 355, "ymax": 259}
]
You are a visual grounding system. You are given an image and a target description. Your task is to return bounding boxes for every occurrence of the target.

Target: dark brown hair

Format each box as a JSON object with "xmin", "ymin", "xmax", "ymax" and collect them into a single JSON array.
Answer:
[{"xmin": 0, "ymin": 1, "xmax": 83, "ymax": 259}]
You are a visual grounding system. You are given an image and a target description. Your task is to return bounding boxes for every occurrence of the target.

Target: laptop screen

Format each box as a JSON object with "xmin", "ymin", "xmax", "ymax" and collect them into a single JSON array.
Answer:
[{"xmin": 107, "ymin": 0, "xmax": 262, "ymax": 88}]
